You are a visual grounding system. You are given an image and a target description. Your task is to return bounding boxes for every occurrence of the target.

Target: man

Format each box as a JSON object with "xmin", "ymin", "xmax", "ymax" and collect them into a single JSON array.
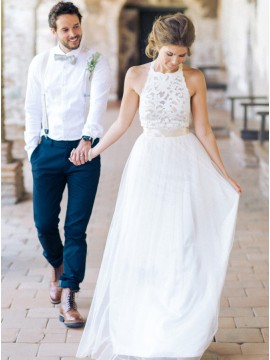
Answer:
[{"xmin": 25, "ymin": 1, "xmax": 111, "ymax": 328}]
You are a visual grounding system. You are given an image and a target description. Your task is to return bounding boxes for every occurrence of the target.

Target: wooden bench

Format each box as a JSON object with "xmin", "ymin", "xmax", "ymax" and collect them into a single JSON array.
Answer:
[
  {"xmin": 240, "ymin": 102, "xmax": 269, "ymax": 141},
  {"xmin": 227, "ymin": 96, "xmax": 268, "ymax": 121},
  {"xmin": 257, "ymin": 111, "xmax": 269, "ymax": 145}
]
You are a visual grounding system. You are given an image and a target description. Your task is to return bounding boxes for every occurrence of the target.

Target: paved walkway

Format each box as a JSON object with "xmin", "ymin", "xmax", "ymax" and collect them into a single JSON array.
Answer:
[{"xmin": 2, "ymin": 103, "xmax": 269, "ymax": 360}]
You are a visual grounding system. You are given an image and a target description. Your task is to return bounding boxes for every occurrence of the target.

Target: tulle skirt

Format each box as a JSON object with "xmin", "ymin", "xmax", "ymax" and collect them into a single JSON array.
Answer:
[{"xmin": 76, "ymin": 128, "xmax": 239, "ymax": 359}]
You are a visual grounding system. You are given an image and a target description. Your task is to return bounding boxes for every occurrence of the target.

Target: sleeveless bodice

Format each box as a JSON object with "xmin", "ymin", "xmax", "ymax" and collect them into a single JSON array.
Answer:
[{"xmin": 139, "ymin": 61, "xmax": 191, "ymax": 129}]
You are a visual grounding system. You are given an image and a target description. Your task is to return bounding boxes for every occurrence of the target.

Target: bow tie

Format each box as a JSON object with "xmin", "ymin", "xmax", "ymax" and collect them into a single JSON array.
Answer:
[{"xmin": 54, "ymin": 54, "xmax": 77, "ymax": 65}]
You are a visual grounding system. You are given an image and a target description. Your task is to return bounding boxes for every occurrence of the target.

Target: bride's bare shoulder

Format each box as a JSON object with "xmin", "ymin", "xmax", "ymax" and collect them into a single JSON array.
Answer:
[
  {"xmin": 127, "ymin": 63, "xmax": 151, "ymax": 78},
  {"xmin": 126, "ymin": 63, "xmax": 151, "ymax": 94},
  {"xmin": 182, "ymin": 64, "xmax": 207, "ymax": 96},
  {"xmin": 182, "ymin": 64, "xmax": 206, "ymax": 84}
]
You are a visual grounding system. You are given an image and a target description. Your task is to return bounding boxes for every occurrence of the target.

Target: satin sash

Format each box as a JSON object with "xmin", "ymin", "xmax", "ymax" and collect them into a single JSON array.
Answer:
[{"xmin": 143, "ymin": 127, "xmax": 189, "ymax": 137}]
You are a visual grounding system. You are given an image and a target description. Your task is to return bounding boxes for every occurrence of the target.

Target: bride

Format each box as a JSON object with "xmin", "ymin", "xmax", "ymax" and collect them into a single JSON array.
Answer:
[{"xmin": 73, "ymin": 12, "xmax": 241, "ymax": 360}]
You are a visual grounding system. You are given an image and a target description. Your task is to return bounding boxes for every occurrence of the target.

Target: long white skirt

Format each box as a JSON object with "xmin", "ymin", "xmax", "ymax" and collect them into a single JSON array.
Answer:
[{"xmin": 76, "ymin": 129, "xmax": 239, "ymax": 359}]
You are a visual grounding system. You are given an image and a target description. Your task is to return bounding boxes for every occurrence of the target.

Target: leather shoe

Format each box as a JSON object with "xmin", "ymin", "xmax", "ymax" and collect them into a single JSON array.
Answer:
[
  {"xmin": 49, "ymin": 264, "xmax": 63, "ymax": 304},
  {"xmin": 59, "ymin": 288, "xmax": 85, "ymax": 328}
]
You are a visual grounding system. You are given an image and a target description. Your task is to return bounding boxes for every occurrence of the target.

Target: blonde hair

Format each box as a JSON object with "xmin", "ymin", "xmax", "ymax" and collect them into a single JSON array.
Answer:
[{"xmin": 145, "ymin": 13, "xmax": 195, "ymax": 59}]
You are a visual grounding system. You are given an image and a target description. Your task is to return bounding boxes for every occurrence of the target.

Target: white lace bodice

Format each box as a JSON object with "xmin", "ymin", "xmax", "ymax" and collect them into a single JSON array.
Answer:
[{"xmin": 139, "ymin": 61, "xmax": 191, "ymax": 129}]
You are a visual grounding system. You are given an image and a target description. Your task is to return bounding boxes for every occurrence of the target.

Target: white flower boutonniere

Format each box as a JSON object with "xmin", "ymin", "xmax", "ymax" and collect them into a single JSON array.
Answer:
[{"xmin": 86, "ymin": 52, "xmax": 101, "ymax": 80}]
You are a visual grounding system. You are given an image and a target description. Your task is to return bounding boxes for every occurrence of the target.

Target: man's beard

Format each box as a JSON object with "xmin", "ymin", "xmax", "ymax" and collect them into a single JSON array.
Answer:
[{"xmin": 61, "ymin": 35, "xmax": 82, "ymax": 50}]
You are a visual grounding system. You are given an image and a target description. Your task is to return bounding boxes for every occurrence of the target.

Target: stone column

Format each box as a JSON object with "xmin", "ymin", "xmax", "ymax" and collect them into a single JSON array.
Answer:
[
  {"xmin": 1, "ymin": 0, "xmax": 25, "ymax": 204},
  {"xmin": 3, "ymin": 0, "xmax": 41, "ymax": 159}
]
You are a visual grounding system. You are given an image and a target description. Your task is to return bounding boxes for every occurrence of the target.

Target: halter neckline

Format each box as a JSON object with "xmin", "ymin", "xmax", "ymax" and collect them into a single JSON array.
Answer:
[{"xmin": 150, "ymin": 60, "xmax": 183, "ymax": 75}]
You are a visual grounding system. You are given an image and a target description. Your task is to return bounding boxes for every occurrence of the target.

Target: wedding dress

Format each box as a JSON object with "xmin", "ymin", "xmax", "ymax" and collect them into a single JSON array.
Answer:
[{"xmin": 76, "ymin": 61, "xmax": 239, "ymax": 359}]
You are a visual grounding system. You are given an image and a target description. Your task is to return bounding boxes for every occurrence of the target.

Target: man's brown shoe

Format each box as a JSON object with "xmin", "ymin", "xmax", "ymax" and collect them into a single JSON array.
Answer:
[
  {"xmin": 49, "ymin": 264, "xmax": 63, "ymax": 304},
  {"xmin": 59, "ymin": 288, "xmax": 85, "ymax": 328}
]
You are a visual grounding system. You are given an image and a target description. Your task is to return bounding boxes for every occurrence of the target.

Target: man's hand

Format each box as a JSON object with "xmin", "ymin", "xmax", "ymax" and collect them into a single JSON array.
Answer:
[{"xmin": 69, "ymin": 139, "xmax": 91, "ymax": 166}]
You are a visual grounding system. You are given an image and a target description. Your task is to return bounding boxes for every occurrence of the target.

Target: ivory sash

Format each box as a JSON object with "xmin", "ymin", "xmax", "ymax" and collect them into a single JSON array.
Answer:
[{"xmin": 143, "ymin": 127, "xmax": 189, "ymax": 137}]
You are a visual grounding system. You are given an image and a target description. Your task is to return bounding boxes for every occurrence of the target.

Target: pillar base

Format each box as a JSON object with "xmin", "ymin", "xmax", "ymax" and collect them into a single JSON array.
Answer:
[{"xmin": 1, "ymin": 141, "xmax": 25, "ymax": 204}]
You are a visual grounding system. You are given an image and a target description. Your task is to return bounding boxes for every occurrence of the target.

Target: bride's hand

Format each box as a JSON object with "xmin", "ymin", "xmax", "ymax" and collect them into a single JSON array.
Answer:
[{"xmin": 225, "ymin": 175, "xmax": 242, "ymax": 193}]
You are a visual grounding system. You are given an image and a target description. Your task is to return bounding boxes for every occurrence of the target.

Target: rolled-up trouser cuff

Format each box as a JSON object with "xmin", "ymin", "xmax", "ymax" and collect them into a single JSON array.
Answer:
[{"xmin": 58, "ymin": 280, "xmax": 80, "ymax": 292}]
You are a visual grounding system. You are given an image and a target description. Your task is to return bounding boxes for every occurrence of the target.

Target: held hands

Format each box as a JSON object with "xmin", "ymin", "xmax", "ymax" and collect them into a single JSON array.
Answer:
[{"xmin": 69, "ymin": 139, "xmax": 92, "ymax": 166}]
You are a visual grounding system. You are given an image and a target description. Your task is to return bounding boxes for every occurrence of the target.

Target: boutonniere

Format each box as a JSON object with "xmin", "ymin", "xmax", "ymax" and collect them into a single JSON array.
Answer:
[{"xmin": 86, "ymin": 52, "xmax": 101, "ymax": 80}]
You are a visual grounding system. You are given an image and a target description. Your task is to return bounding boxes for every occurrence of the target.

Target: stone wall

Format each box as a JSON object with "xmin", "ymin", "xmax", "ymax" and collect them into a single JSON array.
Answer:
[
  {"xmin": 183, "ymin": 0, "xmax": 221, "ymax": 68},
  {"xmin": 118, "ymin": 8, "xmax": 139, "ymax": 98},
  {"xmin": 219, "ymin": 0, "xmax": 269, "ymax": 116}
]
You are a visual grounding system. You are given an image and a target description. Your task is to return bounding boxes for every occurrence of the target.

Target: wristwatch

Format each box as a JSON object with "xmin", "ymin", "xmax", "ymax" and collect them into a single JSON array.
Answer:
[{"xmin": 81, "ymin": 135, "xmax": 93, "ymax": 143}]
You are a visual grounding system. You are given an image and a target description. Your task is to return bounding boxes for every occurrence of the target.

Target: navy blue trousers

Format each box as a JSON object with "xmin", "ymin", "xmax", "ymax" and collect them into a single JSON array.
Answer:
[{"xmin": 31, "ymin": 136, "xmax": 100, "ymax": 291}]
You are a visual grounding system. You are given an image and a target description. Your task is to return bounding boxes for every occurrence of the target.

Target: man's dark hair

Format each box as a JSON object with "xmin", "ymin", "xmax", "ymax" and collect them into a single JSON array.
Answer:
[{"xmin": 48, "ymin": 1, "xmax": 82, "ymax": 30}]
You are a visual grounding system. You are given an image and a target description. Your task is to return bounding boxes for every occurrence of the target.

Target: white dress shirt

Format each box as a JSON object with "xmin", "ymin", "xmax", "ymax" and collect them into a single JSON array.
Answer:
[{"xmin": 25, "ymin": 43, "xmax": 111, "ymax": 160}]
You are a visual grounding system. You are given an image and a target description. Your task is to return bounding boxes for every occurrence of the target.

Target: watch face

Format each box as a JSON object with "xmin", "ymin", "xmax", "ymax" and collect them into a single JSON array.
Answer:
[{"xmin": 82, "ymin": 136, "xmax": 92, "ymax": 142}]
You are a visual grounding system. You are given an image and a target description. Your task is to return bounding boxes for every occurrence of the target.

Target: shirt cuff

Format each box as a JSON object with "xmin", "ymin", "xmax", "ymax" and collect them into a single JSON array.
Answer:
[{"xmin": 24, "ymin": 133, "xmax": 40, "ymax": 161}]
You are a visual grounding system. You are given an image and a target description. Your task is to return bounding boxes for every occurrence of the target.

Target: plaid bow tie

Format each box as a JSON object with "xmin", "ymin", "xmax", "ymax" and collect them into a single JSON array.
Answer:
[{"xmin": 54, "ymin": 54, "xmax": 77, "ymax": 65}]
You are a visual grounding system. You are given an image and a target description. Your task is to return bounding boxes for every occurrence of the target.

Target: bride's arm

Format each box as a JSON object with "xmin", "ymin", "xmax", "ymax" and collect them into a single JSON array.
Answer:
[
  {"xmin": 69, "ymin": 68, "xmax": 139, "ymax": 164},
  {"xmin": 190, "ymin": 70, "xmax": 242, "ymax": 193},
  {"xmin": 91, "ymin": 68, "xmax": 139, "ymax": 158}
]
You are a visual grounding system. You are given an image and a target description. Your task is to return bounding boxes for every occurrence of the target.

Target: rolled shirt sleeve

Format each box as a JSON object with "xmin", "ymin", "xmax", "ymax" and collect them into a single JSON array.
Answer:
[
  {"xmin": 82, "ymin": 55, "xmax": 112, "ymax": 139},
  {"xmin": 24, "ymin": 55, "xmax": 43, "ymax": 160}
]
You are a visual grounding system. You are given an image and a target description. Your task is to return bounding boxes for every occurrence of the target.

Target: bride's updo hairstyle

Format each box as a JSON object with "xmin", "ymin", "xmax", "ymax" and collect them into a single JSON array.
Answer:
[{"xmin": 145, "ymin": 13, "xmax": 195, "ymax": 59}]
